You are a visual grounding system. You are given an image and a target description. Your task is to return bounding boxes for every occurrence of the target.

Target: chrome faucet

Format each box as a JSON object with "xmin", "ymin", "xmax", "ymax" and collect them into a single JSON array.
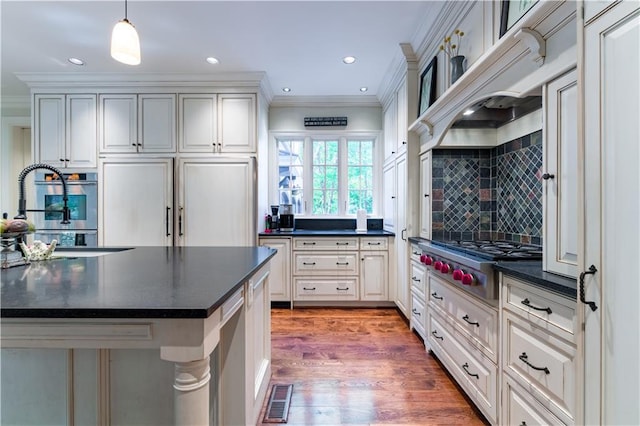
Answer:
[{"xmin": 16, "ymin": 163, "xmax": 70, "ymax": 224}]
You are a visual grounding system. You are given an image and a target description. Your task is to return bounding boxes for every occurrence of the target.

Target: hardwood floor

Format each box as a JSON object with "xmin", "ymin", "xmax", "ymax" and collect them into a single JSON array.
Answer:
[{"xmin": 258, "ymin": 307, "xmax": 489, "ymax": 425}]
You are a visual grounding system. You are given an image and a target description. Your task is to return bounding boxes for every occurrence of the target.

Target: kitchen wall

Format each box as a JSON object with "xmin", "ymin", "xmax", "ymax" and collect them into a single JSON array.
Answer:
[{"xmin": 431, "ymin": 129, "xmax": 543, "ymax": 245}]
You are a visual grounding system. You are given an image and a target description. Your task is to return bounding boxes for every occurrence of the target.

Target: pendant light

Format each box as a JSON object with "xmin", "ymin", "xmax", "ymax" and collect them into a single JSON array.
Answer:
[{"xmin": 111, "ymin": 0, "xmax": 141, "ymax": 65}]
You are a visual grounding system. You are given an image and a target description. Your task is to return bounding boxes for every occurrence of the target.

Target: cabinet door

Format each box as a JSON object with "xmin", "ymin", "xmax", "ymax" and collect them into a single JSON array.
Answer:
[
  {"xmin": 383, "ymin": 97, "xmax": 397, "ymax": 161},
  {"xmin": 543, "ymin": 69, "xmax": 578, "ymax": 278},
  {"xmin": 395, "ymin": 155, "xmax": 409, "ymax": 316},
  {"xmin": 178, "ymin": 94, "xmax": 217, "ymax": 152},
  {"xmin": 259, "ymin": 237, "xmax": 291, "ymax": 302},
  {"xmin": 66, "ymin": 95, "xmax": 97, "ymax": 168},
  {"xmin": 100, "ymin": 157, "xmax": 173, "ymax": 246},
  {"xmin": 138, "ymin": 94, "xmax": 176, "ymax": 152},
  {"xmin": 360, "ymin": 251, "xmax": 388, "ymax": 301},
  {"xmin": 99, "ymin": 94, "xmax": 137, "ymax": 153},
  {"xmin": 35, "ymin": 94, "xmax": 65, "ymax": 167},
  {"xmin": 218, "ymin": 94, "xmax": 256, "ymax": 153},
  {"xmin": 420, "ymin": 151, "xmax": 432, "ymax": 239},
  {"xmin": 396, "ymin": 79, "xmax": 408, "ymax": 156},
  {"xmin": 178, "ymin": 157, "xmax": 255, "ymax": 246},
  {"xmin": 382, "ymin": 161, "xmax": 396, "ymax": 231}
]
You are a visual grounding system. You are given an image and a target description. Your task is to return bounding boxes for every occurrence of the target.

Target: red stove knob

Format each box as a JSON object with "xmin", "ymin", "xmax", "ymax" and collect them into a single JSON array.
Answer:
[
  {"xmin": 420, "ymin": 254, "xmax": 427, "ymax": 264},
  {"xmin": 452, "ymin": 269, "xmax": 464, "ymax": 281},
  {"xmin": 434, "ymin": 260, "xmax": 443, "ymax": 271},
  {"xmin": 461, "ymin": 273, "xmax": 474, "ymax": 285},
  {"xmin": 424, "ymin": 256, "xmax": 433, "ymax": 266},
  {"xmin": 440, "ymin": 263, "xmax": 451, "ymax": 274}
]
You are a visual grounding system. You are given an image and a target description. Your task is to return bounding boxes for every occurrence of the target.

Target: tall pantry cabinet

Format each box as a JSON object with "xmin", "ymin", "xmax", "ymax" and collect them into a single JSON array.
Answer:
[{"xmin": 579, "ymin": 1, "xmax": 640, "ymax": 425}]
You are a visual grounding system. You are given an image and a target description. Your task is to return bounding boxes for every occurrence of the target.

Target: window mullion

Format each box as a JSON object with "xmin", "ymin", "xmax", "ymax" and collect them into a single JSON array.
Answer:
[{"xmin": 338, "ymin": 136, "xmax": 347, "ymax": 216}]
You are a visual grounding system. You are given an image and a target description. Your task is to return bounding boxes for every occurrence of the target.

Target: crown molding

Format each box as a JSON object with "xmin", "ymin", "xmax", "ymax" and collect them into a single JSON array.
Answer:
[
  {"xmin": 269, "ymin": 95, "xmax": 381, "ymax": 108},
  {"xmin": 0, "ymin": 95, "xmax": 30, "ymax": 114}
]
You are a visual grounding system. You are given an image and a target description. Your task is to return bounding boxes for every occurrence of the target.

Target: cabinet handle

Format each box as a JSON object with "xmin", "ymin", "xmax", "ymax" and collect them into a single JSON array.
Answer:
[
  {"xmin": 303, "ymin": 287, "xmax": 316, "ymax": 291},
  {"xmin": 411, "ymin": 276, "xmax": 420, "ymax": 281},
  {"xmin": 462, "ymin": 314, "xmax": 480, "ymax": 327},
  {"xmin": 518, "ymin": 352, "xmax": 550, "ymax": 374},
  {"xmin": 579, "ymin": 265, "xmax": 599, "ymax": 311},
  {"xmin": 166, "ymin": 206, "xmax": 171, "ymax": 236},
  {"xmin": 402, "ymin": 141, "xmax": 407, "ymax": 145},
  {"xmin": 391, "ymin": 151, "xmax": 396, "ymax": 154},
  {"xmin": 520, "ymin": 422, "xmax": 527, "ymax": 426},
  {"xmin": 521, "ymin": 298, "xmax": 552, "ymax": 314},
  {"xmin": 336, "ymin": 242, "xmax": 350, "ymax": 245},
  {"xmin": 401, "ymin": 229, "xmax": 407, "ymax": 241},
  {"xmin": 178, "ymin": 207, "xmax": 184, "ymax": 236},
  {"xmin": 431, "ymin": 331, "xmax": 443, "ymax": 340},
  {"xmin": 303, "ymin": 242, "xmax": 316, "ymax": 245},
  {"xmin": 336, "ymin": 287, "xmax": 350, "ymax": 291},
  {"xmin": 424, "ymin": 193, "xmax": 430, "ymax": 198},
  {"xmin": 542, "ymin": 173, "xmax": 555, "ymax": 180},
  {"xmin": 412, "ymin": 308, "xmax": 421, "ymax": 316},
  {"xmin": 462, "ymin": 363, "xmax": 479, "ymax": 379},
  {"xmin": 412, "ymin": 250, "xmax": 420, "ymax": 255},
  {"xmin": 391, "ymin": 196, "xmax": 396, "ymax": 199},
  {"xmin": 431, "ymin": 292, "xmax": 443, "ymax": 300},
  {"xmin": 336, "ymin": 262, "xmax": 349, "ymax": 265},
  {"xmin": 302, "ymin": 262, "xmax": 316, "ymax": 266},
  {"xmin": 65, "ymin": 158, "xmax": 70, "ymax": 162},
  {"xmin": 368, "ymin": 242, "xmax": 381, "ymax": 246},
  {"xmin": 59, "ymin": 158, "xmax": 65, "ymax": 162}
]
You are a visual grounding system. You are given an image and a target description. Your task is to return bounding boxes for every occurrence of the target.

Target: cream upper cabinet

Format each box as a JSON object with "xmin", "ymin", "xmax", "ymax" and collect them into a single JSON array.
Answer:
[
  {"xmin": 383, "ymin": 95, "xmax": 397, "ymax": 162},
  {"xmin": 395, "ymin": 79, "xmax": 408, "ymax": 156},
  {"xmin": 543, "ymin": 69, "xmax": 578, "ymax": 278},
  {"xmin": 99, "ymin": 94, "xmax": 176, "ymax": 153},
  {"xmin": 419, "ymin": 151, "xmax": 432, "ymax": 240},
  {"xmin": 179, "ymin": 93, "xmax": 256, "ymax": 153},
  {"xmin": 35, "ymin": 94, "xmax": 97, "ymax": 168}
]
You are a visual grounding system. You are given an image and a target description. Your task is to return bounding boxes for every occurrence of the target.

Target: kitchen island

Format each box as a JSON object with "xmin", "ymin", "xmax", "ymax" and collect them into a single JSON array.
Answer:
[{"xmin": 0, "ymin": 246, "xmax": 276, "ymax": 425}]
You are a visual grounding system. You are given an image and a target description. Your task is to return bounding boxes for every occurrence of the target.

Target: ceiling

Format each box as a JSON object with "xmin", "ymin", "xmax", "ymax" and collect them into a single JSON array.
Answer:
[{"xmin": 1, "ymin": 1, "xmax": 440, "ymax": 103}]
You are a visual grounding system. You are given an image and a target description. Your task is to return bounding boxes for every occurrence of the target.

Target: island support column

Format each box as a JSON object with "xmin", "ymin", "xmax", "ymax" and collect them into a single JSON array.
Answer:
[{"xmin": 173, "ymin": 357, "xmax": 211, "ymax": 425}]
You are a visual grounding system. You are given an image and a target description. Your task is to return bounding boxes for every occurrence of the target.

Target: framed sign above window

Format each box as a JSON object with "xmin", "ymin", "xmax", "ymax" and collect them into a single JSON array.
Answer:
[
  {"xmin": 418, "ymin": 56, "xmax": 437, "ymax": 118},
  {"xmin": 500, "ymin": 0, "xmax": 538, "ymax": 37}
]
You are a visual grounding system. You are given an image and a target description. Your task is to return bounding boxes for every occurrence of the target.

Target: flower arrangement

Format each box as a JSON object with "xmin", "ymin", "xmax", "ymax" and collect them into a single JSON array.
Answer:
[{"xmin": 439, "ymin": 29, "xmax": 465, "ymax": 58}]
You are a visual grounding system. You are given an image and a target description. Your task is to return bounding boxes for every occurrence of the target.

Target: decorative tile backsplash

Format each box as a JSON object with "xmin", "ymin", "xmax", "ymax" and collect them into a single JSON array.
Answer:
[{"xmin": 431, "ymin": 130, "xmax": 543, "ymax": 245}]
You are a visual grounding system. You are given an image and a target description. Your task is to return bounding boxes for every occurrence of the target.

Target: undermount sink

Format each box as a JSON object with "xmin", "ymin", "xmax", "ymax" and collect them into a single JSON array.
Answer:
[{"xmin": 55, "ymin": 247, "xmax": 132, "ymax": 258}]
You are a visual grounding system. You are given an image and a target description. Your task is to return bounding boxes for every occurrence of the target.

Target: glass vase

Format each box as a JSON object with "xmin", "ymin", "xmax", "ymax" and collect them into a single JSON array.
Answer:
[{"xmin": 450, "ymin": 55, "xmax": 465, "ymax": 84}]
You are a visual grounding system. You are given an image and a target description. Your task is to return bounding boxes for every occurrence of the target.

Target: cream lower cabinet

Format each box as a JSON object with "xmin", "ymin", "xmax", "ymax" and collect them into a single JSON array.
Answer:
[
  {"xmin": 258, "ymin": 237, "xmax": 291, "ymax": 302},
  {"xmin": 291, "ymin": 236, "xmax": 389, "ymax": 303},
  {"xmin": 501, "ymin": 273, "xmax": 576, "ymax": 425},
  {"xmin": 427, "ymin": 272, "xmax": 499, "ymax": 424},
  {"xmin": 409, "ymin": 243, "xmax": 427, "ymax": 341}
]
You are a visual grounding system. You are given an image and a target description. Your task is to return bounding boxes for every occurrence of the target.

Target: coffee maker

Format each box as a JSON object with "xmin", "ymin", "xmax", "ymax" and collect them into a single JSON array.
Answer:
[
  {"xmin": 269, "ymin": 205, "xmax": 279, "ymax": 230},
  {"xmin": 279, "ymin": 204, "xmax": 294, "ymax": 232}
]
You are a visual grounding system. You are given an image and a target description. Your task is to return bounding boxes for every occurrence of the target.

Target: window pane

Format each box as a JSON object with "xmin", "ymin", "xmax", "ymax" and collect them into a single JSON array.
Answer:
[
  {"xmin": 278, "ymin": 139, "xmax": 304, "ymax": 214},
  {"xmin": 326, "ymin": 141, "xmax": 338, "ymax": 164},
  {"xmin": 348, "ymin": 141, "xmax": 360, "ymax": 165},
  {"xmin": 346, "ymin": 140, "xmax": 374, "ymax": 214}
]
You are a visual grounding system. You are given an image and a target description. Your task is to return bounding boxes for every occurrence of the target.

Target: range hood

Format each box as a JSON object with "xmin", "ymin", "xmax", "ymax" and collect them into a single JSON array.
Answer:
[{"xmin": 451, "ymin": 95, "xmax": 542, "ymax": 129}]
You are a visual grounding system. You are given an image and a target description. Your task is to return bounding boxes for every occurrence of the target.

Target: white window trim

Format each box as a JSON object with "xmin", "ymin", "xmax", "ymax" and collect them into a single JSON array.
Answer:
[{"xmin": 268, "ymin": 130, "xmax": 383, "ymax": 218}]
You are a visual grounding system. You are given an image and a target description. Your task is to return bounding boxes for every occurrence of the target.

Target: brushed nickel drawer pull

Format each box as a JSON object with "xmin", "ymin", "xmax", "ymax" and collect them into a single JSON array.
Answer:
[
  {"xmin": 518, "ymin": 352, "xmax": 550, "ymax": 374},
  {"xmin": 521, "ymin": 298, "xmax": 552, "ymax": 314},
  {"xmin": 462, "ymin": 315, "xmax": 480, "ymax": 327},
  {"xmin": 462, "ymin": 363, "xmax": 479, "ymax": 379},
  {"xmin": 302, "ymin": 262, "xmax": 316, "ymax": 266},
  {"xmin": 431, "ymin": 292, "xmax": 443, "ymax": 300},
  {"xmin": 431, "ymin": 331, "xmax": 443, "ymax": 340}
]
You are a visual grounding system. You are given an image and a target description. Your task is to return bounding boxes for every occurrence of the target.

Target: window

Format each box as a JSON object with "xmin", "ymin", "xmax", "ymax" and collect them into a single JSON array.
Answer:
[{"xmin": 275, "ymin": 134, "xmax": 378, "ymax": 217}]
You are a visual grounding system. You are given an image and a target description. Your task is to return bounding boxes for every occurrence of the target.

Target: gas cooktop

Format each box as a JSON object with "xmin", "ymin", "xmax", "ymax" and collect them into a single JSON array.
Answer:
[{"xmin": 430, "ymin": 239, "xmax": 543, "ymax": 261}]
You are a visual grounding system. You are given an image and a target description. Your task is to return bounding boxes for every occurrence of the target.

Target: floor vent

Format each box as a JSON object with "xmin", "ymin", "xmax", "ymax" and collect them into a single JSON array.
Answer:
[{"xmin": 263, "ymin": 384, "xmax": 293, "ymax": 423}]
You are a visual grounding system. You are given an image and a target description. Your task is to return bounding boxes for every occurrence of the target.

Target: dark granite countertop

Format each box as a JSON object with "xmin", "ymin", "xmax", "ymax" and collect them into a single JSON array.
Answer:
[
  {"xmin": 259, "ymin": 229, "xmax": 394, "ymax": 237},
  {"xmin": 494, "ymin": 261, "xmax": 577, "ymax": 299},
  {"xmin": 1, "ymin": 246, "xmax": 276, "ymax": 319}
]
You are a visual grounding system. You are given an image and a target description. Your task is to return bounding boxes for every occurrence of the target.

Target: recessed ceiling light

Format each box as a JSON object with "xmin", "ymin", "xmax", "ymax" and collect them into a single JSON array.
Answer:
[
  {"xmin": 282, "ymin": 87, "xmax": 291, "ymax": 93},
  {"xmin": 342, "ymin": 56, "xmax": 356, "ymax": 64},
  {"xmin": 68, "ymin": 57, "xmax": 84, "ymax": 66},
  {"xmin": 360, "ymin": 87, "xmax": 368, "ymax": 92},
  {"xmin": 206, "ymin": 57, "xmax": 219, "ymax": 64}
]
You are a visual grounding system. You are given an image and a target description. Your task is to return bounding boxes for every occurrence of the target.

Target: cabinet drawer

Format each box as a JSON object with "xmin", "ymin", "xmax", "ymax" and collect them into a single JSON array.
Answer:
[
  {"xmin": 294, "ymin": 278, "xmax": 358, "ymax": 300},
  {"xmin": 410, "ymin": 261, "xmax": 426, "ymax": 300},
  {"xmin": 410, "ymin": 243, "xmax": 423, "ymax": 263},
  {"xmin": 503, "ymin": 311, "xmax": 576, "ymax": 417},
  {"xmin": 429, "ymin": 274, "xmax": 498, "ymax": 362},
  {"xmin": 503, "ymin": 274, "xmax": 576, "ymax": 338},
  {"xmin": 293, "ymin": 238, "xmax": 358, "ymax": 250},
  {"xmin": 410, "ymin": 291, "xmax": 426, "ymax": 338},
  {"xmin": 503, "ymin": 374, "xmax": 571, "ymax": 426},
  {"xmin": 359, "ymin": 237, "xmax": 388, "ymax": 251},
  {"xmin": 293, "ymin": 252, "xmax": 358, "ymax": 275},
  {"xmin": 427, "ymin": 310, "xmax": 498, "ymax": 424}
]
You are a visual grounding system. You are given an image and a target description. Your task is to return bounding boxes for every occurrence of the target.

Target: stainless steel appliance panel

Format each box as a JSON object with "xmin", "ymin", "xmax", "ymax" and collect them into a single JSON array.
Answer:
[{"xmin": 34, "ymin": 172, "xmax": 97, "ymax": 230}]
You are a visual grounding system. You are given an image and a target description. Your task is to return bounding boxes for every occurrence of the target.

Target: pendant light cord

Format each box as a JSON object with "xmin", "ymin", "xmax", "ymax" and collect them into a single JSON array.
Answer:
[{"xmin": 124, "ymin": 0, "xmax": 128, "ymax": 20}]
